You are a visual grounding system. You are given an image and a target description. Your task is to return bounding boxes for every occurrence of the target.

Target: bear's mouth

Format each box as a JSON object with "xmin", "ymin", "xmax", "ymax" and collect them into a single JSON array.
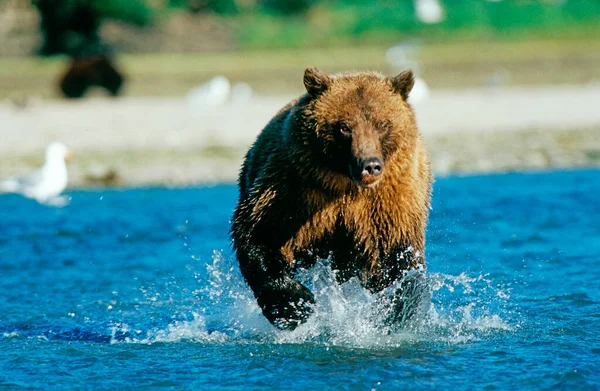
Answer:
[
  {"xmin": 350, "ymin": 167, "xmax": 383, "ymax": 188},
  {"xmin": 353, "ymin": 174, "xmax": 382, "ymax": 188}
]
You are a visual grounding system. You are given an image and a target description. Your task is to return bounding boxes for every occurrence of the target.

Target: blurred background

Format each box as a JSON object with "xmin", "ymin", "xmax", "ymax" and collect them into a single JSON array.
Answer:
[{"xmin": 0, "ymin": 0, "xmax": 599, "ymax": 189}]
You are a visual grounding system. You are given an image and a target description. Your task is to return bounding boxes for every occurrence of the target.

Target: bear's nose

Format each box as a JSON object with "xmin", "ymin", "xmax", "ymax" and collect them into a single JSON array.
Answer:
[{"xmin": 361, "ymin": 157, "xmax": 384, "ymax": 178}]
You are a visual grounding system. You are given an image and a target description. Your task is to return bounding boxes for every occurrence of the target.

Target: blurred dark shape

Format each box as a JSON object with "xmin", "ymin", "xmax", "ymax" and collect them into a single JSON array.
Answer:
[
  {"xmin": 32, "ymin": 0, "xmax": 152, "ymax": 56},
  {"xmin": 59, "ymin": 56, "xmax": 124, "ymax": 99},
  {"xmin": 31, "ymin": 0, "xmax": 150, "ymax": 98},
  {"xmin": 84, "ymin": 168, "xmax": 123, "ymax": 187},
  {"xmin": 33, "ymin": 0, "xmax": 101, "ymax": 56}
]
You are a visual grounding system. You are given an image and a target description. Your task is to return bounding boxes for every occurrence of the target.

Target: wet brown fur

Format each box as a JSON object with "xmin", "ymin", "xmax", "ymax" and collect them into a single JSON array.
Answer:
[{"xmin": 231, "ymin": 67, "xmax": 432, "ymax": 329}]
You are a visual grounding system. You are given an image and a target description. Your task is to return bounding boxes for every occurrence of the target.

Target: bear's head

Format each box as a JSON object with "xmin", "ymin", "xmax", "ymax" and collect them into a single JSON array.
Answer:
[{"xmin": 299, "ymin": 67, "xmax": 417, "ymax": 191}]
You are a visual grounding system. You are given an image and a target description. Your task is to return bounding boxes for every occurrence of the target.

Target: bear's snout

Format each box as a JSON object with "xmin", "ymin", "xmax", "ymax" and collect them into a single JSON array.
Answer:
[{"xmin": 352, "ymin": 157, "xmax": 384, "ymax": 187}]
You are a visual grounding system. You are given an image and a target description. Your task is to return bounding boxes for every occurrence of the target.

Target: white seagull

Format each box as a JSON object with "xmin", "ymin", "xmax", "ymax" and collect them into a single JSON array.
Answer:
[
  {"xmin": 414, "ymin": 0, "xmax": 445, "ymax": 24},
  {"xmin": 186, "ymin": 76, "xmax": 232, "ymax": 109},
  {"xmin": 0, "ymin": 142, "xmax": 72, "ymax": 206}
]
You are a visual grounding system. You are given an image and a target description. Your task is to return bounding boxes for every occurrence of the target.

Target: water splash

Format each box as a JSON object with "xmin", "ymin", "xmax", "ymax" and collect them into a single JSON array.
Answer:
[{"xmin": 113, "ymin": 251, "xmax": 513, "ymax": 347}]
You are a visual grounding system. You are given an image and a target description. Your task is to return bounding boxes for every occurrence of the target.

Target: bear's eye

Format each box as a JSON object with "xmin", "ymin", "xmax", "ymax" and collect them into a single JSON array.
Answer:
[
  {"xmin": 379, "ymin": 121, "xmax": 393, "ymax": 134},
  {"xmin": 338, "ymin": 122, "xmax": 352, "ymax": 136}
]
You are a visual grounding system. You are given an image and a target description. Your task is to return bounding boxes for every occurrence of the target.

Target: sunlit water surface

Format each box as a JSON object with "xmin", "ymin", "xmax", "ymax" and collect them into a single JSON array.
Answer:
[{"xmin": 0, "ymin": 169, "xmax": 599, "ymax": 390}]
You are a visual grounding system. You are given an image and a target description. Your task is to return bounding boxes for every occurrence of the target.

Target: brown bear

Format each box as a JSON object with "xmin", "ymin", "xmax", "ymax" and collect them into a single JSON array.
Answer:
[
  {"xmin": 59, "ymin": 55, "xmax": 124, "ymax": 99},
  {"xmin": 230, "ymin": 67, "xmax": 432, "ymax": 330}
]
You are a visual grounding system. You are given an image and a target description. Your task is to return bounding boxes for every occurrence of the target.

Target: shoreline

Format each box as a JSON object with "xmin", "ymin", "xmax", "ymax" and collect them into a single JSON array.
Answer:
[
  {"xmin": 2, "ymin": 125, "xmax": 597, "ymax": 190},
  {"xmin": 1, "ymin": 85, "xmax": 599, "ymax": 188}
]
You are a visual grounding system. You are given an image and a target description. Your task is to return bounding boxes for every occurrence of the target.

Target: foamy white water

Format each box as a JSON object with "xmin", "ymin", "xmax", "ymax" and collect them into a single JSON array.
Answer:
[{"xmin": 117, "ymin": 251, "xmax": 513, "ymax": 347}]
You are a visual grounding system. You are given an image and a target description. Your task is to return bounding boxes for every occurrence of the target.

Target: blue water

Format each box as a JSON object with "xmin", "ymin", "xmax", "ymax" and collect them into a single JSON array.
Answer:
[{"xmin": 1, "ymin": 169, "xmax": 599, "ymax": 390}]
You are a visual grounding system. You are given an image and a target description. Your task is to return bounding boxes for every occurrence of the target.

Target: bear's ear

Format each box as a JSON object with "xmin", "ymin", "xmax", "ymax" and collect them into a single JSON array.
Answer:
[
  {"xmin": 304, "ymin": 67, "xmax": 331, "ymax": 96},
  {"xmin": 388, "ymin": 70, "xmax": 415, "ymax": 100}
]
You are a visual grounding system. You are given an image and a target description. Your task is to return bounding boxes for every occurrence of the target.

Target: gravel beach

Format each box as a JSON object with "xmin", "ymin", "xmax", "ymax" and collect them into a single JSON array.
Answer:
[{"xmin": 1, "ymin": 84, "xmax": 599, "ymax": 188}]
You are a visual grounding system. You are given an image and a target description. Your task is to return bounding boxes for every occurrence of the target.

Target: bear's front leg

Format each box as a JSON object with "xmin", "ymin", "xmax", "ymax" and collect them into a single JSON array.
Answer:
[
  {"xmin": 365, "ymin": 247, "xmax": 428, "ymax": 325},
  {"xmin": 236, "ymin": 246, "xmax": 315, "ymax": 330},
  {"xmin": 365, "ymin": 246, "xmax": 424, "ymax": 291},
  {"xmin": 256, "ymin": 275, "xmax": 315, "ymax": 330}
]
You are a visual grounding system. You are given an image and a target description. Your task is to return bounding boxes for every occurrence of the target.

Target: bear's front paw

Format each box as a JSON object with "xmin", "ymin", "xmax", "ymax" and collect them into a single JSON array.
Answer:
[{"xmin": 257, "ymin": 277, "xmax": 315, "ymax": 330}]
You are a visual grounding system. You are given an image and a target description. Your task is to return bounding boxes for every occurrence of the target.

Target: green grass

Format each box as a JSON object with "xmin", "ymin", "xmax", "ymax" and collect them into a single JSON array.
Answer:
[{"xmin": 225, "ymin": 0, "xmax": 600, "ymax": 49}]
